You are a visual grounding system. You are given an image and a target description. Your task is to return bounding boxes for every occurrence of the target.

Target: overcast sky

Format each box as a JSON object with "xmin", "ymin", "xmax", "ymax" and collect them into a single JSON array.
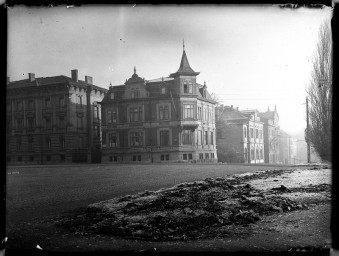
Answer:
[{"xmin": 7, "ymin": 5, "xmax": 332, "ymax": 136}]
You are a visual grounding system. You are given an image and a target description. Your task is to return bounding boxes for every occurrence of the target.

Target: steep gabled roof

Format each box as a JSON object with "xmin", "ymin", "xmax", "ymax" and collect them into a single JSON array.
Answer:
[{"xmin": 170, "ymin": 49, "xmax": 200, "ymax": 77}]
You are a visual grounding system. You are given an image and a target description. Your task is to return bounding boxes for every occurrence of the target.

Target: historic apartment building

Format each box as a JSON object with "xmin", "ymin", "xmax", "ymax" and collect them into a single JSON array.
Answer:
[
  {"xmin": 6, "ymin": 70, "xmax": 107, "ymax": 165},
  {"xmin": 100, "ymin": 47, "xmax": 217, "ymax": 163},
  {"xmin": 216, "ymin": 106, "xmax": 264, "ymax": 164},
  {"xmin": 259, "ymin": 106, "xmax": 280, "ymax": 164}
]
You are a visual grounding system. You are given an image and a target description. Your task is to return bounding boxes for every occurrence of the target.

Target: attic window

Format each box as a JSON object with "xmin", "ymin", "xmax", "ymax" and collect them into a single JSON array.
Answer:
[
  {"xmin": 161, "ymin": 87, "xmax": 166, "ymax": 94},
  {"xmin": 110, "ymin": 92, "xmax": 115, "ymax": 99}
]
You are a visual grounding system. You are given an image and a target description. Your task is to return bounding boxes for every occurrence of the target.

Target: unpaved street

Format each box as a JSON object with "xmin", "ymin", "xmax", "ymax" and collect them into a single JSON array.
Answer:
[{"xmin": 6, "ymin": 163, "xmax": 300, "ymax": 227}]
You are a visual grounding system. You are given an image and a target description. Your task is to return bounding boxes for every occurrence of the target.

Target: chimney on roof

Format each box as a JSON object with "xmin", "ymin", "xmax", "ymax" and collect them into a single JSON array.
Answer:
[
  {"xmin": 71, "ymin": 69, "xmax": 78, "ymax": 82},
  {"xmin": 85, "ymin": 76, "xmax": 93, "ymax": 85},
  {"xmin": 7, "ymin": 77, "xmax": 10, "ymax": 85},
  {"xmin": 28, "ymin": 73, "xmax": 35, "ymax": 82}
]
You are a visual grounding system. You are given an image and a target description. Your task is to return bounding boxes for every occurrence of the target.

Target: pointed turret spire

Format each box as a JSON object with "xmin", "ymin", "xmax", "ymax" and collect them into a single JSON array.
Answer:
[
  {"xmin": 134, "ymin": 66, "xmax": 136, "ymax": 74},
  {"xmin": 183, "ymin": 39, "xmax": 185, "ymax": 51},
  {"xmin": 169, "ymin": 42, "xmax": 200, "ymax": 77}
]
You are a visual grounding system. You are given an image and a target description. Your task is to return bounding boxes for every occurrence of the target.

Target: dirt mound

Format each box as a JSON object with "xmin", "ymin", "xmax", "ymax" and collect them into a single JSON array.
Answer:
[{"xmin": 53, "ymin": 170, "xmax": 331, "ymax": 241}]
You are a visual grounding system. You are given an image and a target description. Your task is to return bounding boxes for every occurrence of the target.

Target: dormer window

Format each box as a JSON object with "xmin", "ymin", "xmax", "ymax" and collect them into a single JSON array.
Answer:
[
  {"xmin": 161, "ymin": 87, "xmax": 166, "ymax": 94},
  {"xmin": 110, "ymin": 92, "xmax": 115, "ymax": 99}
]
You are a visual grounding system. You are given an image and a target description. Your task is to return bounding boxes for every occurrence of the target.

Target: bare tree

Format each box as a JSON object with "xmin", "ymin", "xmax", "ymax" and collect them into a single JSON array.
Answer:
[{"xmin": 306, "ymin": 21, "xmax": 332, "ymax": 162}]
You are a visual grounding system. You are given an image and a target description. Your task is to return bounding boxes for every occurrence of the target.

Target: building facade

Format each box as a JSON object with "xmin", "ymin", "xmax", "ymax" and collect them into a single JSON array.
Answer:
[
  {"xmin": 6, "ymin": 70, "xmax": 107, "ymax": 165},
  {"xmin": 259, "ymin": 106, "xmax": 280, "ymax": 164},
  {"xmin": 216, "ymin": 106, "xmax": 264, "ymax": 164},
  {"xmin": 100, "ymin": 48, "xmax": 217, "ymax": 163}
]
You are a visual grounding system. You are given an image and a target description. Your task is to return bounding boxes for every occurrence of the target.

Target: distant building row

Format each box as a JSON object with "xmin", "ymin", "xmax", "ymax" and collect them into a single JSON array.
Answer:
[{"xmin": 6, "ymin": 46, "xmax": 299, "ymax": 165}]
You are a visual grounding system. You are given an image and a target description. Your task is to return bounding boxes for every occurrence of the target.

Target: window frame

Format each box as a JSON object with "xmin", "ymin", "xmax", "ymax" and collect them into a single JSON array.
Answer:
[
  {"xmin": 108, "ymin": 132, "xmax": 118, "ymax": 148},
  {"xmin": 182, "ymin": 130, "xmax": 192, "ymax": 145},
  {"xmin": 129, "ymin": 131, "xmax": 144, "ymax": 147},
  {"xmin": 183, "ymin": 104, "xmax": 194, "ymax": 119}
]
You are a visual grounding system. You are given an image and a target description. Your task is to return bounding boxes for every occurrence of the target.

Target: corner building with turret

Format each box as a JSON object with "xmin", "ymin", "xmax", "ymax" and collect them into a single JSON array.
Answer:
[{"xmin": 100, "ymin": 47, "xmax": 217, "ymax": 163}]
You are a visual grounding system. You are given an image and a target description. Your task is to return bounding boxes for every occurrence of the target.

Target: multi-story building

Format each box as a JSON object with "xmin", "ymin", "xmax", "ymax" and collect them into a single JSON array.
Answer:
[
  {"xmin": 100, "ymin": 47, "xmax": 217, "ymax": 163},
  {"xmin": 216, "ymin": 106, "xmax": 264, "ymax": 163},
  {"xmin": 278, "ymin": 129, "xmax": 291, "ymax": 164},
  {"xmin": 6, "ymin": 70, "xmax": 107, "ymax": 165},
  {"xmin": 259, "ymin": 106, "xmax": 280, "ymax": 164}
]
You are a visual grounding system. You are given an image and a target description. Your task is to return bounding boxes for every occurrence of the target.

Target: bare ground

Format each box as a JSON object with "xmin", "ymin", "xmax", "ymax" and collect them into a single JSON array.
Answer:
[{"xmin": 5, "ymin": 166, "xmax": 332, "ymax": 253}]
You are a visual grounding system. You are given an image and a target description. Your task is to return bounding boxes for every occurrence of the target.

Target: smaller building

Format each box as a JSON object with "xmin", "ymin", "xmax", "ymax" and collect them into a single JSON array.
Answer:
[
  {"xmin": 259, "ymin": 106, "xmax": 280, "ymax": 164},
  {"xmin": 216, "ymin": 106, "xmax": 264, "ymax": 164},
  {"xmin": 279, "ymin": 130, "xmax": 291, "ymax": 164}
]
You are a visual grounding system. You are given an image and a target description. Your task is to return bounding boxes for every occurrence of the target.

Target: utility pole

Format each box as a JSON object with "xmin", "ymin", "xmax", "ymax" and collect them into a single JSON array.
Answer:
[{"xmin": 306, "ymin": 97, "xmax": 311, "ymax": 163}]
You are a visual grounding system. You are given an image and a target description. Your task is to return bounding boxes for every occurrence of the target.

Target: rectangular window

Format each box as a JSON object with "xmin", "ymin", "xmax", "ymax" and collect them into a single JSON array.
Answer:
[
  {"xmin": 77, "ymin": 117, "xmax": 83, "ymax": 130},
  {"xmin": 160, "ymin": 130, "xmax": 170, "ymax": 146},
  {"xmin": 184, "ymin": 104, "xmax": 194, "ymax": 119},
  {"xmin": 94, "ymin": 105, "xmax": 100, "ymax": 119},
  {"xmin": 17, "ymin": 119, "xmax": 23, "ymax": 130},
  {"xmin": 59, "ymin": 97, "xmax": 65, "ymax": 107},
  {"xmin": 204, "ymin": 108, "xmax": 207, "ymax": 121},
  {"xmin": 110, "ymin": 92, "xmax": 115, "ymax": 99},
  {"xmin": 188, "ymin": 153, "xmax": 193, "ymax": 160},
  {"xmin": 27, "ymin": 118, "xmax": 35, "ymax": 130},
  {"xmin": 109, "ymin": 133, "xmax": 118, "ymax": 148},
  {"xmin": 250, "ymin": 128, "xmax": 254, "ymax": 138},
  {"xmin": 256, "ymin": 148, "xmax": 259, "ymax": 160},
  {"xmin": 199, "ymin": 153, "xmax": 203, "ymax": 159},
  {"xmin": 18, "ymin": 156, "xmax": 22, "ymax": 162},
  {"xmin": 256, "ymin": 129, "xmax": 259, "ymax": 139},
  {"xmin": 183, "ymin": 154, "xmax": 187, "ymax": 160},
  {"xmin": 45, "ymin": 98, "xmax": 51, "ymax": 108},
  {"xmin": 60, "ymin": 136, "xmax": 65, "ymax": 149},
  {"xmin": 182, "ymin": 130, "xmax": 192, "ymax": 145},
  {"xmin": 205, "ymin": 153, "xmax": 209, "ymax": 159},
  {"xmin": 17, "ymin": 101, "xmax": 23, "ymax": 111},
  {"xmin": 58, "ymin": 117, "xmax": 65, "ymax": 128},
  {"xmin": 107, "ymin": 109, "xmax": 118, "ymax": 124},
  {"xmin": 45, "ymin": 118, "xmax": 51, "ymax": 129},
  {"xmin": 183, "ymin": 82, "xmax": 193, "ymax": 94},
  {"xmin": 198, "ymin": 107, "xmax": 202, "ymax": 120},
  {"xmin": 166, "ymin": 154, "xmax": 170, "ymax": 160},
  {"xmin": 138, "ymin": 155, "xmax": 141, "ymax": 161},
  {"xmin": 129, "ymin": 107, "xmax": 142, "ymax": 122},
  {"xmin": 197, "ymin": 130, "xmax": 202, "ymax": 145},
  {"xmin": 159, "ymin": 106, "xmax": 169, "ymax": 120},
  {"xmin": 161, "ymin": 154, "xmax": 165, "ymax": 160},
  {"xmin": 28, "ymin": 100, "xmax": 34, "ymax": 110},
  {"xmin": 211, "ymin": 153, "xmax": 214, "ymax": 159},
  {"xmin": 16, "ymin": 137, "xmax": 21, "ymax": 150},
  {"xmin": 46, "ymin": 137, "xmax": 51, "ymax": 149},
  {"xmin": 29, "ymin": 156, "xmax": 34, "ymax": 162},
  {"xmin": 210, "ymin": 131, "xmax": 214, "ymax": 145},
  {"xmin": 204, "ymin": 131, "xmax": 208, "ymax": 145},
  {"xmin": 130, "ymin": 131, "xmax": 143, "ymax": 146},
  {"xmin": 251, "ymin": 149, "xmax": 254, "ymax": 160},
  {"xmin": 244, "ymin": 127, "xmax": 247, "ymax": 138},
  {"xmin": 28, "ymin": 137, "xmax": 33, "ymax": 150},
  {"xmin": 60, "ymin": 155, "xmax": 65, "ymax": 161},
  {"xmin": 46, "ymin": 155, "xmax": 51, "ymax": 161}
]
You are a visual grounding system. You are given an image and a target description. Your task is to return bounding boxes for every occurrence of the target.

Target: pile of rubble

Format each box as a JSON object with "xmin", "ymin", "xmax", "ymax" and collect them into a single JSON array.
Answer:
[{"xmin": 54, "ymin": 169, "xmax": 331, "ymax": 241}]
